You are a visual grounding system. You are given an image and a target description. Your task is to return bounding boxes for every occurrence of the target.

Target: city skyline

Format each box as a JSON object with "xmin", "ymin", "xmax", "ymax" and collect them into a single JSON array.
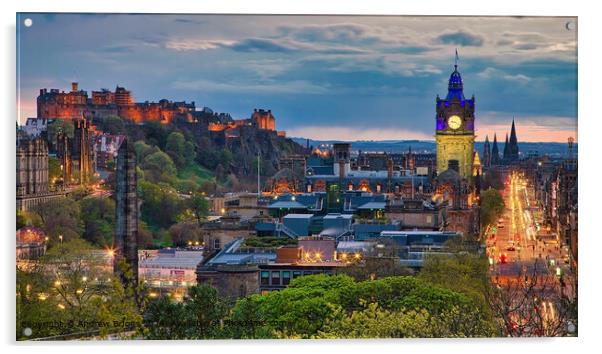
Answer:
[{"xmin": 17, "ymin": 14, "xmax": 577, "ymax": 142}]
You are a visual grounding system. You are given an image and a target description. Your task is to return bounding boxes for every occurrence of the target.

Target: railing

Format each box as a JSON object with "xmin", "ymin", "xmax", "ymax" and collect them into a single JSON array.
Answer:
[{"xmin": 275, "ymin": 223, "xmax": 299, "ymax": 238}]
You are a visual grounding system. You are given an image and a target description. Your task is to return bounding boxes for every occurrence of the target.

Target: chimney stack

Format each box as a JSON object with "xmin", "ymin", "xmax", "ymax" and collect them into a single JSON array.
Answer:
[{"xmin": 71, "ymin": 82, "xmax": 79, "ymax": 92}]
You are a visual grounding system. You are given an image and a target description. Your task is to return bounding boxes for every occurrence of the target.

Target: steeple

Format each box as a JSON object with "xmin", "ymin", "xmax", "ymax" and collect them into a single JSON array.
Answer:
[
  {"xmin": 483, "ymin": 135, "xmax": 491, "ymax": 167},
  {"xmin": 446, "ymin": 49, "xmax": 464, "ymax": 101},
  {"xmin": 508, "ymin": 118, "xmax": 519, "ymax": 161},
  {"xmin": 491, "ymin": 133, "xmax": 500, "ymax": 165}
]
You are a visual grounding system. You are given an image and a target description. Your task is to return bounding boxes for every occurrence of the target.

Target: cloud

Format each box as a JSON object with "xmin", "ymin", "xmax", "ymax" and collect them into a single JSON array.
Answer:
[
  {"xmin": 287, "ymin": 126, "xmax": 433, "ymax": 141},
  {"xmin": 165, "ymin": 39, "xmax": 237, "ymax": 51},
  {"xmin": 171, "ymin": 78, "xmax": 329, "ymax": 95},
  {"xmin": 278, "ymin": 23, "xmax": 380, "ymax": 44},
  {"xmin": 435, "ymin": 30, "xmax": 484, "ymax": 47},
  {"xmin": 477, "ymin": 67, "xmax": 532, "ymax": 83}
]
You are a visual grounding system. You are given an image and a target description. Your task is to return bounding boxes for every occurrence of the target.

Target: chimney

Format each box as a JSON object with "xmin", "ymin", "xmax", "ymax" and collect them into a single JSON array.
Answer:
[
  {"xmin": 71, "ymin": 82, "xmax": 79, "ymax": 92},
  {"xmin": 339, "ymin": 159, "xmax": 346, "ymax": 179}
]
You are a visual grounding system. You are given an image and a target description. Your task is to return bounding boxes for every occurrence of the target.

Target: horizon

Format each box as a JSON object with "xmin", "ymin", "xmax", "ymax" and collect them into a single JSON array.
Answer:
[{"xmin": 17, "ymin": 14, "xmax": 577, "ymax": 143}]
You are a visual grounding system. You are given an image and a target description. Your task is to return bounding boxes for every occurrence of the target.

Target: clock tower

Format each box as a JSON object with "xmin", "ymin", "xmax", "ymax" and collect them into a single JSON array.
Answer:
[{"xmin": 435, "ymin": 59, "xmax": 475, "ymax": 180}]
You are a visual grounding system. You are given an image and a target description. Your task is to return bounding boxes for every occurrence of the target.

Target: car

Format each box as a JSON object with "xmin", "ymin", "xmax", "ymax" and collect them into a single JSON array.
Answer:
[{"xmin": 499, "ymin": 253, "xmax": 508, "ymax": 264}]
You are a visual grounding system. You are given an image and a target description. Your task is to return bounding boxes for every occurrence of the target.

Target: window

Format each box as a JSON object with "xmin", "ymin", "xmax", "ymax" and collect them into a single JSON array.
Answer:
[
  {"xmin": 303, "ymin": 271, "xmax": 313, "ymax": 276},
  {"xmin": 260, "ymin": 271, "xmax": 269, "ymax": 286},
  {"xmin": 213, "ymin": 238, "xmax": 221, "ymax": 250},
  {"xmin": 271, "ymin": 271, "xmax": 281, "ymax": 286},
  {"xmin": 282, "ymin": 271, "xmax": 291, "ymax": 285},
  {"xmin": 292, "ymin": 271, "xmax": 302, "ymax": 279},
  {"xmin": 239, "ymin": 284, "xmax": 247, "ymax": 297}
]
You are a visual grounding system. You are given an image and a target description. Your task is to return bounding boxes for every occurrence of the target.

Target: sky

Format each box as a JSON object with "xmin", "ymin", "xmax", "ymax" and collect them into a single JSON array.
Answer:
[{"xmin": 16, "ymin": 14, "xmax": 577, "ymax": 142}]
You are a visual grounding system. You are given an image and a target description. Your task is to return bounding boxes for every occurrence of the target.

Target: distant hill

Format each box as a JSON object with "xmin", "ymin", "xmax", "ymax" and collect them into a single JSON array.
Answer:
[{"xmin": 291, "ymin": 138, "xmax": 577, "ymax": 158}]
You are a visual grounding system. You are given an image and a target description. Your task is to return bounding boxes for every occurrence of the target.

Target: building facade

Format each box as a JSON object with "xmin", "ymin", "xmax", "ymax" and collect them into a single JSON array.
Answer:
[{"xmin": 435, "ymin": 62, "xmax": 475, "ymax": 180}]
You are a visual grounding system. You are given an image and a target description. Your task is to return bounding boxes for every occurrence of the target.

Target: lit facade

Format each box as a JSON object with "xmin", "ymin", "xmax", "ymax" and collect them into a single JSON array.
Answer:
[{"xmin": 435, "ymin": 63, "xmax": 475, "ymax": 180}]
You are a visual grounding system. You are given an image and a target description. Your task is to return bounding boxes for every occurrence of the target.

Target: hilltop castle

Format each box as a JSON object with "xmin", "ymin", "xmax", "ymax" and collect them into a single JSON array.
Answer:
[{"xmin": 36, "ymin": 82, "xmax": 284, "ymax": 138}]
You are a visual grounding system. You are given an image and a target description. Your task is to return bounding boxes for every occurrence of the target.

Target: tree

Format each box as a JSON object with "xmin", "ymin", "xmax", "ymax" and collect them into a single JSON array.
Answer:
[
  {"xmin": 486, "ymin": 259, "xmax": 576, "ymax": 337},
  {"xmin": 142, "ymin": 121, "xmax": 170, "ymax": 149},
  {"xmin": 315, "ymin": 302, "xmax": 493, "ymax": 338},
  {"xmin": 419, "ymin": 251, "xmax": 498, "ymax": 331},
  {"xmin": 188, "ymin": 192, "xmax": 209, "ymax": 227},
  {"xmin": 47, "ymin": 119, "xmax": 74, "ymax": 150},
  {"xmin": 79, "ymin": 197, "xmax": 115, "ymax": 247},
  {"xmin": 32, "ymin": 198, "xmax": 82, "ymax": 243},
  {"xmin": 226, "ymin": 274, "xmax": 492, "ymax": 339},
  {"xmin": 101, "ymin": 115, "xmax": 126, "ymax": 135},
  {"xmin": 165, "ymin": 131, "xmax": 195, "ymax": 167},
  {"xmin": 480, "ymin": 187, "xmax": 505, "ymax": 230},
  {"xmin": 143, "ymin": 284, "xmax": 227, "ymax": 339},
  {"xmin": 138, "ymin": 180, "xmax": 183, "ymax": 229},
  {"xmin": 17, "ymin": 239, "xmax": 143, "ymax": 340},
  {"xmin": 141, "ymin": 150, "xmax": 177, "ymax": 182},
  {"xmin": 48, "ymin": 156, "xmax": 62, "ymax": 184},
  {"xmin": 167, "ymin": 222, "xmax": 201, "ymax": 247}
]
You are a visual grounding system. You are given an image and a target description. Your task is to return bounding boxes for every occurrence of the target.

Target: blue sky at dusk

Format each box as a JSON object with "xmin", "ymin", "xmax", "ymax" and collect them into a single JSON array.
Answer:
[{"xmin": 17, "ymin": 14, "xmax": 577, "ymax": 142}]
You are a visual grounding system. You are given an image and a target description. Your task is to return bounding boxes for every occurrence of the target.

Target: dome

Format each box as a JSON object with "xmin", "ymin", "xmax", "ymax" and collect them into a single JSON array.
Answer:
[{"xmin": 446, "ymin": 65, "xmax": 465, "ymax": 100}]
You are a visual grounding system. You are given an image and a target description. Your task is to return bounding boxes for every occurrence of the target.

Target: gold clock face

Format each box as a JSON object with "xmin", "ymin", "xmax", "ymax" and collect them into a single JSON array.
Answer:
[{"xmin": 447, "ymin": 115, "xmax": 462, "ymax": 130}]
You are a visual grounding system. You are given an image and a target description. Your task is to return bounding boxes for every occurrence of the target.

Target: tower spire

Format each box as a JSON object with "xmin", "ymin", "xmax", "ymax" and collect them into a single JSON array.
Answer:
[{"xmin": 455, "ymin": 48, "xmax": 459, "ymax": 70}]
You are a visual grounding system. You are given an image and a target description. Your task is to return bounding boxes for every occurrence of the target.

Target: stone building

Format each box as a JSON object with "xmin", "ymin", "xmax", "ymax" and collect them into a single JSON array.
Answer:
[
  {"xmin": 54, "ymin": 117, "xmax": 96, "ymax": 185},
  {"xmin": 114, "ymin": 138, "xmax": 139, "ymax": 291},
  {"xmin": 435, "ymin": 60, "xmax": 475, "ymax": 181},
  {"xmin": 37, "ymin": 82, "xmax": 196, "ymax": 124},
  {"xmin": 16, "ymin": 134, "xmax": 49, "ymax": 197}
]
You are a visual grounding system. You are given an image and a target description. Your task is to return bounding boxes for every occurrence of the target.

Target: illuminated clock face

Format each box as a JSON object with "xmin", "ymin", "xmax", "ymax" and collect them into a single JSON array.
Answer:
[{"xmin": 447, "ymin": 115, "xmax": 462, "ymax": 130}]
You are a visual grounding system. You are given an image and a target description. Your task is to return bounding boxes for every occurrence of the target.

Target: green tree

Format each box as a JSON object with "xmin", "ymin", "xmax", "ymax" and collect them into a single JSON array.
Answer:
[
  {"xmin": 227, "ymin": 274, "xmax": 493, "ymax": 339},
  {"xmin": 188, "ymin": 192, "xmax": 209, "ymax": 227},
  {"xmin": 79, "ymin": 197, "xmax": 115, "ymax": 247},
  {"xmin": 48, "ymin": 156, "xmax": 62, "ymax": 184},
  {"xmin": 17, "ymin": 239, "xmax": 143, "ymax": 340},
  {"xmin": 143, "ymin": 284, "xmax": 227, "ymax": 339},
  {"xmin": 138, "ymin": 180, "xmax": 183, "ymax": 229},
  {"xmin": 142, "ymin": 150, "xmax": 177, "ymax": 183},
  {"xmin": 316, "ymin": 302, "xmax": 494, "ymax": 338},
  {"xmin": 142, "ymin": 121, "xmax": 170, "ymax": 149},
  {"xmin": 480, "ymin": 187, "xmax": 505, "ymax": 230},
  {"xmin": 32, "ymin": 198, "xmax": 82, "ymax": 243},
  {"xmin": 102, "ymin": 115, "xmax": 126, "ymax": 135},
  {"xmin": 165, "ymin": 131, "xmax": 195, "ymax": 167},
  {"xmin": 419, "ymin": 252, "xmax": 498, "ymax": 330}
]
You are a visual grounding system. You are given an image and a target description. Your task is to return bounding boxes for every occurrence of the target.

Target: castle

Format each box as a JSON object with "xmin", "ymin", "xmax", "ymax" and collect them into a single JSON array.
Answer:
[
  {"xmin": 37, "ymin": 82, "xmax": 196, "ymax": 124},
  {"xmin": 37, "ymin": 83, "xmax": 283, "ymax": 137}
]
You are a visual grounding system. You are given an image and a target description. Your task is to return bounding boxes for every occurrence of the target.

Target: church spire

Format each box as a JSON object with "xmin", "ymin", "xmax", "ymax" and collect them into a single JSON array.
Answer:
[
  {"xmin": 508, "ymin": 118, "xmax": 519, "ymax": 161},
  {"xmin": 491, "ymin": 133, "xmax": 500, "ymax": 165},
  {"xmin": 483, "ymin": 135, "xmax": 491, "ymax": 167}
]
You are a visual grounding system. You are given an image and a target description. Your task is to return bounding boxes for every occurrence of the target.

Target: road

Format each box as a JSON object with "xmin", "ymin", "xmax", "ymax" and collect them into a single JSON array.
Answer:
[{"xmin": 486, "ymin": 172, "xmax": 576, "ymax": 299}]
